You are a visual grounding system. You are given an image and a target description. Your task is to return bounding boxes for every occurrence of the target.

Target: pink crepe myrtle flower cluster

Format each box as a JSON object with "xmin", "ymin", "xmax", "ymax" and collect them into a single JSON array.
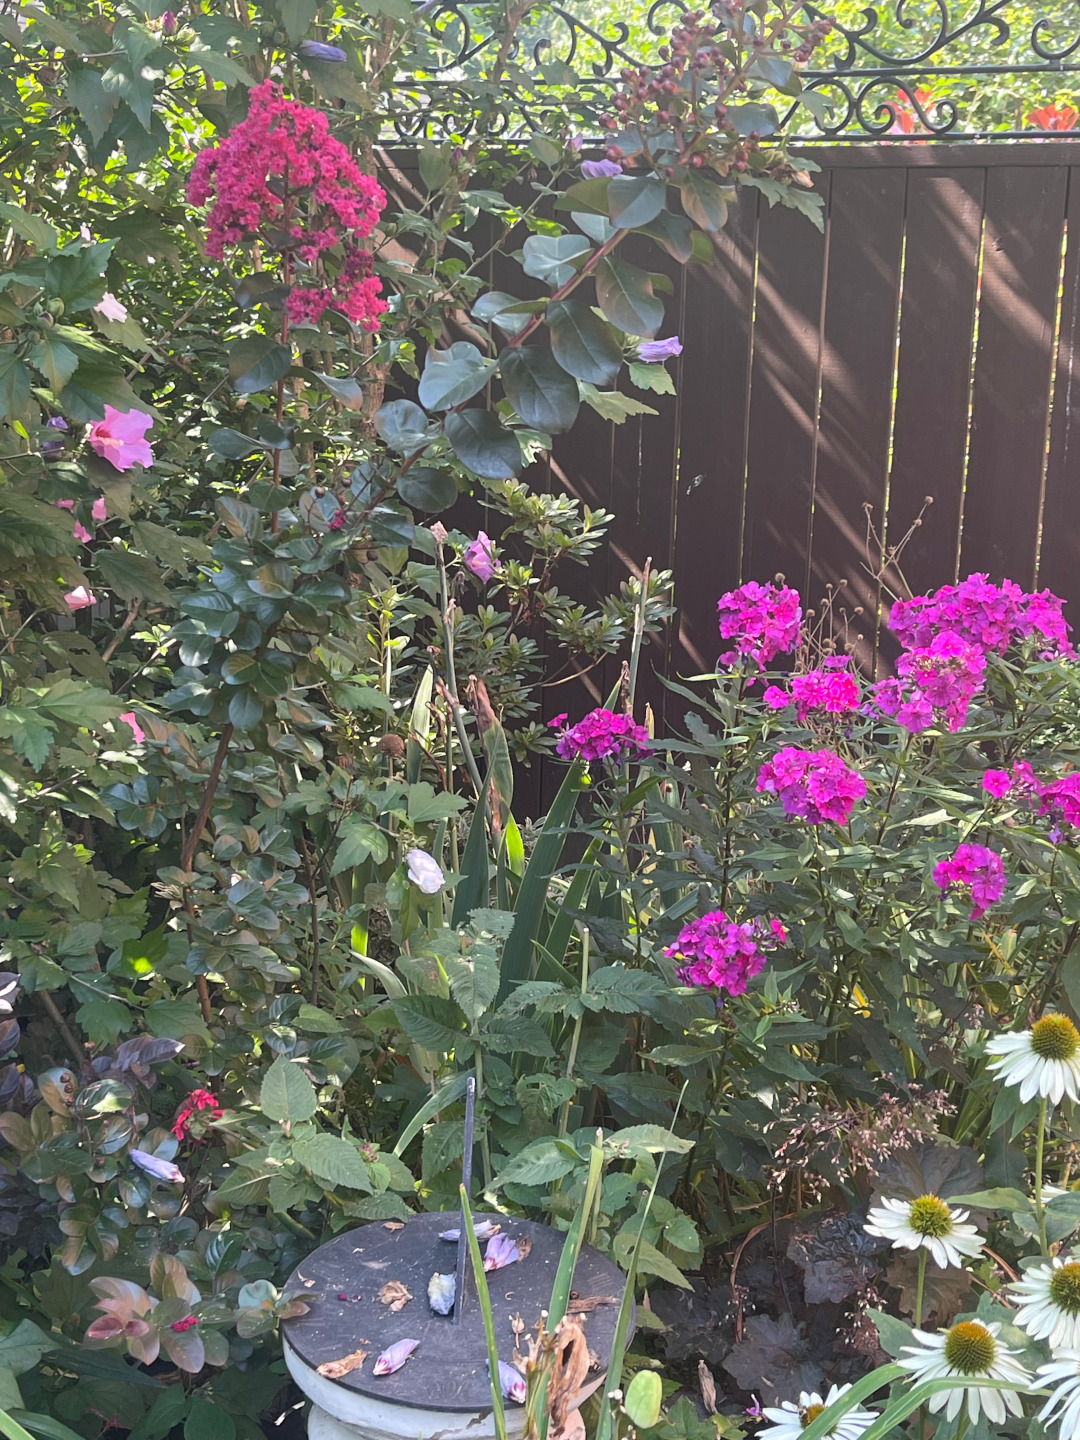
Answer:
[
  {"xmin": 756, "ymin": 745, "xmax": 866, "ymax": 825},
  {"xmin": 463, "ymin": 532, "xmax": 500, "ymax": 582},
  {"xmin": 552, "ymin": 708, "xmax": 651, "ymax": 763},
  {"xmin": 933, "ymin": 842, "xmax": 1006, "ymax": 920},
  {"xmin": 889, "ymin": 574, "xmax": 1072, "ymax": 658},
  {"xmin": 187, "ymin": 80, "xmax": 387, "ymax": 330},
  {"xmin": 665, "ymin": 909, "xmax": 786, "ymax": 998},
  {"xmin": 88, "ymin": 407, "xmax": 154, "ymax": 473},
  {"xmin": 871, "ymin": 629, "xmax": 987, "ymax": 733},
  {"xmin": 717, "ymin": 581, "xmax": 802, "ymax": 668},
  {"xmin": 764, "ymin": 657, "xmax": 861, "ymax": 722}
]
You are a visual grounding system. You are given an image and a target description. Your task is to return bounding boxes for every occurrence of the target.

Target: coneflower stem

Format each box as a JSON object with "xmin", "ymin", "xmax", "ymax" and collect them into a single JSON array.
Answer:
[
  {"xmin": 915, "ymin": 1247, "xmax": 927, "ymax": 1330},
  {"xmin": 1036, "ymin": 1096, "xmax": 1050, "ymax": 1256}
]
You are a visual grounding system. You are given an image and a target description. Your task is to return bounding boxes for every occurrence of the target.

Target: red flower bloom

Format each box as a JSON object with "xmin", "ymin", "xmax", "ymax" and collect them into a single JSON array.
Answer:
[
  {"xmin": 172, "ymin": 1088, "xmax": 223, "ymax": 1140},
  {"xmin": 1029, "ymin": 104, "xmax": 1078, "ymax": 132}
]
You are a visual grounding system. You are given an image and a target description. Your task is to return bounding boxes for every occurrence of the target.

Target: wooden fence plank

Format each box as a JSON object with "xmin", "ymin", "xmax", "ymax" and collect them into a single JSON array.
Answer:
[
  {"xmin": 882, "ymin": 167, "xmax": 985, "ymax": 612},
  {"xmin": 1036, "ymin": 167, "xmax": 1080, "ymax": 604},
  {"xmin": 741, "ymin": 179, "xmax": 831, "ymax": 595},
  {"xmin": 959, "ymin": 164, "xmax": 1069, "ymax": 585},
  {"xmin": 808, "ymin": 167, "xmax": 907, "ymax": 666}
]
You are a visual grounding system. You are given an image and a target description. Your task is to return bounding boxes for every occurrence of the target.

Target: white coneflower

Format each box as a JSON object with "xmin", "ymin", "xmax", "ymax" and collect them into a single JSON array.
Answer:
[
  {"xmin": 757, "ymin": 1385, "xmax": 876, "ymax": 1440},
  {"xmin": 1038, "ymin": 1350, "xmax": 1080, "ymax": 1440},
  {"xmin": 1011, "ymin": 1256, "xmax": 1080, "ymax": 1350},
  {"xmin": 986, "ymin": 1014, "xmax": 1080, "ymax": 1105},
  {"xmin": 864, "ymin": 1193, "xmax": 984, "ymax": 1269},
  {"xmin": 899, "ymin": 1320, "xmax": 1031, "ymax": 1425}
]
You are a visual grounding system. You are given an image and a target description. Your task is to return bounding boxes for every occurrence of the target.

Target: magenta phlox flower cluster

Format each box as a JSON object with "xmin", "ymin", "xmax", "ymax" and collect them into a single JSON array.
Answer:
[
  {"xmin": 871, "ymin": 629, "xmax": 986, "ymax": 733},
  {"xmin": 187, "ymin": 81, "xmax": 387, "ymax": 330},
  {"xmin": 932, "ymin": 842, "xmax": 1006, "ymax": 920},
  {"xmin": 1038, "ymin": 773, "xmax": 1080, "ymax": 836},
  {"xmin": 665, "ymin": 909, "xmax": 786, "ymax": 997},
  {"xmin": 553, "ymin": 708, "xmax": 651, "ymax": 763},
  {"xmin": 756, "ymin": 745, "xmax": 866, "ymax": 825},
  {"xmin": 717, "ymin": 581, "xmax": 802, "ymax": 667},
  {"xmin": 763, "ymin": 658, "xmax": 860, "ymax": 722},
  {"xmin": 889, "ymin": 574, "xmax": 1072, "ymax": 658}
]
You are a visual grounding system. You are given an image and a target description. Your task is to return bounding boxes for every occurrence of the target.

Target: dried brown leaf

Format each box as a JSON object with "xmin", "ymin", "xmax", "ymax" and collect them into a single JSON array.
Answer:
[
  {"xmin": 566, "ymin": 1295, "xmax": 618, "ymax": 1314},
  {"xmin": 317, "ymin": 1347, "xmax": 368, "ymax": 1378},
  {"xmin": 384, "ymin": 1221, "xmax": 405, "ymax": 1231},
  {"xmin": 699, "ymin": 1360, "xmax": 717, "ymax": 1413},
  {"xmin": 379, "ymin": 1280, "xmax": 413, "ymax": 1312},
  {"xmin": 549, "ymin": 1317, "xmax": 591, "ymax": 1437}
]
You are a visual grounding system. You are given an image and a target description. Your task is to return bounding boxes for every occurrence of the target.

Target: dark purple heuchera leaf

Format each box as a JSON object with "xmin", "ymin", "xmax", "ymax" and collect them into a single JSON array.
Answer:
[
  {"xmin": 0, "ymin": 1065, "xmax": 34, "ymax": 1113},
  {"xmin": 787, "ymin": 1212, "xmax": 886, "ymax": 1304},
  {"xmin": 722, "ymin": 1314, "xmax": 823, "ymax": 1403},
  {"xmin": 95, "ymin": 1037, "xmax": 184, "ymax": 1086},
  {"xmin": 373, "ymin": 1339, "xmax": 419, "ymax": 1376},
  {"xmin": 872, "ymin": 1140, "xmax": 984, "ymax": 1206},
  {"xmin": 0, "ymin": 1020, "xmax": 20, "ymax": 1060},
  {"xmin": 886, "ymin": 1253, "xmax": 974, "ymax": 1327}
]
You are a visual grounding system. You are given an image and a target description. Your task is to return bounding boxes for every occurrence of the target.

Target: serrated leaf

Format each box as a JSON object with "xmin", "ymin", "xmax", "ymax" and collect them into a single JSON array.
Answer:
[
  {"xmin": 495, "ymin": 1138, "xmax": 578, "ymax": 1188},
  {"xmin": 330, "ymin": 817, "xmax": 390, "ymax": 875},
  {"xmin": 0, "ymin": 203, "xmax": 58, "ymax": 253},
  {"xmin": 260, "ymin": 1055, "xmax": 317, "ymax": 1125},
  {"xmin": 581, "ymin": 386, "xmax": 658, "ymax": 423},
  {"xmin": 293, "ymin": 1134, "xmax": 373, "ymax": 1191},
  {"xmin": 444, "ymin": 949, "xmax": 500, "ymax": 1023},
  {"xmin": 392, "ymin": 994, "xmax": 467, "ymax": 1051}
]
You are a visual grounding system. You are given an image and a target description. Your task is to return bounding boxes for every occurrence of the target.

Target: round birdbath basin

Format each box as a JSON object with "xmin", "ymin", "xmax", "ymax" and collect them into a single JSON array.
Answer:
[{"xmin": 281, "ymin": 1211, "xmax": 631, "ymax": 1440}]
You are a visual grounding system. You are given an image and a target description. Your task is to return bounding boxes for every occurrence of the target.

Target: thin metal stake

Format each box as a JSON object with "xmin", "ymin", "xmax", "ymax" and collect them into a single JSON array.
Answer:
[{"xmin": 453, "ymin": 1074, "xmax": 477, "ymax": 1325}]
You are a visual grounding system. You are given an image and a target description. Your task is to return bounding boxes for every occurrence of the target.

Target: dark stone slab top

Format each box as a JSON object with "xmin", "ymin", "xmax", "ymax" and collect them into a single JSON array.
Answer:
[{"xmin": 280, "ymin": 1210, "xmax": 630, "ymax": 1413}]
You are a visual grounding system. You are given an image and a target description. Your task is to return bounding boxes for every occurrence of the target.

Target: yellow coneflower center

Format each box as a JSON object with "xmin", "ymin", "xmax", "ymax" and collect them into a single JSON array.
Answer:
[
  {"xmin": 800, "ymin": 1406, "xmax": 826, "ymax": 1427},
  {"xmin": 1049, "ymin": 1263, "xmax": 1080, "ymax": 1314},
  {"xmin": 1031, "ymin": 1015, "xmax": 1080, "ymax": 1062},
  {"xmin": 908, "ymin": 1194, "xmax": 955, "ymax": 1238},
  {"xmin": 943, "ymin": 1321, "xmax": 996, "ymax": 1374}
]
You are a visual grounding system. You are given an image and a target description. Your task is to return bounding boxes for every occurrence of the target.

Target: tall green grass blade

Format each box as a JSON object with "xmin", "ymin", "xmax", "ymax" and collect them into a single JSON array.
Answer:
[
  {"xmin": 543, "ymin": 840, "xmax": 600, "ymax": 969},
  {"xmin": 0, "ymin": 1412, "xmax": 41, "ymax": 1440},
  {"xmin": 497, "ymin": 762, "xmax": 584, "ymax": 1002},
  {"xmin": 504, "ymin": 815, "xmax": 524, "ymax": 877},
  {"xmin": 393, "ymin": 1071, "xmax": 472, "ymax": 1156},
  {"xmin": 452, "ymin": 792, "xmax": 490, "ymax": 926},
  {"xmin": 406, "ymin": 665, "xmax": 434, "ymax": 784},
  {"xmin": 460, "ymin": 1187, "xmax": 508, "ymax": 1440}
]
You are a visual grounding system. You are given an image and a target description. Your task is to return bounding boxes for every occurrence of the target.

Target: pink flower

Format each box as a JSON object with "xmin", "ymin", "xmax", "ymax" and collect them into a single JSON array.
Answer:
[
  {"xmin": 554, "ymin": 708, "xmax": 651, "ymax": 763},
  {"xmin": 983, "ymin": 769, "xmax": 1011, "ymax": 798},
  {"xmin": 787, "ymin": 660, "xmax": 860, "ymax": 722},
  {"xmin": 665, "ymin": 909, "xmax": 784, "ymax": 997},
  {"xmin": 717, "ymin": 581, "xmax": 802, "ymax": 668},
  {"xmin": 1039, "ymin": 773, "xmax": 1080, "ymax": 834},
  {"xmin": 328, "ymin": 508, "xmax": 346, "ymax": 531},
  {"xmin": 64, "ymin": 586, "xmax": 96, "ymax": 611},
  {"xmin": 119, "ymin": 712, "xmax": 146, "ymax": 745},
  {"xmin": 73, "ymin": 521, "xmax": 92, "ymax": 543},
  {"xmin": 889, "ymin": 575, "xmax": 1072, "ymax": 658},
  {"xmin": 756, "ymin": 746, "xmax": 866, "ymax": 825},
  {"xmin": 170, "ymin": 1316, "xmax": 198, "ymax": 1333},
  {"xmin": 933, "ymin": 843, "xmax": 1006, "ymax": 920},
  {"xmin": 464, "ymin": 532, "xmax": 500, "ymax": 583},
  {"xmin": 93, "ymin": 293, "xmax": 129, "ymax": 323},
  {"xmin": 172, "ymin": 1087, "xmax": 223, "ymax": 1140},
  {"xmin": 763, "ymin": 685, "xmax": 789, "ymax": 710},
  {"xmin": 54, "ymin": 498, "xmax": 74, "ymax": 511},
  {"xmin": 91, "ymin": 497, "xmax": 107, "ymax": 524},
  {"xmin": 871, "ymin": 629, "xmax": 985, "ymax": 733},
  {"xmin": 87, "ymin": 407, "xmax": 154, "ymax": 473}
]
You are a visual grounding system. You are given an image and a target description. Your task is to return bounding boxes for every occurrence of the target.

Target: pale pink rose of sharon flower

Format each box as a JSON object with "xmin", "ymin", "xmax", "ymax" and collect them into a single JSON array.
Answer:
[
  {"xmin": 94, "ymin": 293, "xmax": 129, "ymax": 324},
  {"xmin": 64, "ymin": 586, "xmax": 96, "ymax": 611},
  {"xmin": 88, "ymin": 406, "xmax": 154, "ymax": 473},
  {"xmin": 120, "ymin": 712, "xmax": 146, "ymax": 745},
  {"xmin": 406, "ymin": 849, "xmax": 444, "ymax": 894},
  {"xmin": 73, "ymin": 521, "xmax": 92, "ymax": 543},
  {"xmin": 92, "ymin": 496, "xmax": 107, "ymax": 524},
  {"xmin": 464, "ymin": 532, "xmax": 500, "ymax": 583}
]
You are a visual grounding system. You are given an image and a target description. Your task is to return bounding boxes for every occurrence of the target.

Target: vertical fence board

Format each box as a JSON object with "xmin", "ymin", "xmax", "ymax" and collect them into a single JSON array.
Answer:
[
  {"xmin": 670, "ymin": 195, "xmax": 759, "ymax": 682},
  {"xmin": 959, "ymin": 164, "xmax": 1069, "ymax": 585},
  {"xmin": 1037, "ymin": 168, "xmax": 1080, "ymax": 603},
  {"xmin": 884, "ymin": 167, "xmax": 986, "ymax": 607},
  {"xmin": 809, "ymin": 168, "xmax": 907, "ymax": 665},
  {"xmin": 741, "ymin": 181, "xmax": 830, "ymax": 593}
]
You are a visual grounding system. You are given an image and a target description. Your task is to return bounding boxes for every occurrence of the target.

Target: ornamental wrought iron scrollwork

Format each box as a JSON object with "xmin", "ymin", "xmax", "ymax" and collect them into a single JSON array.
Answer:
[{"xmin": 383, "ymin": 0, "xmax": 1080, "ymax": 140}]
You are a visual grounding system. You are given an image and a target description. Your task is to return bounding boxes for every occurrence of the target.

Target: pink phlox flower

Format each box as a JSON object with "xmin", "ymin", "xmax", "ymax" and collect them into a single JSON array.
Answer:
[
  {"xmin": 1038, "ymin": 773, "xmax": 1080, "ymax": 834},
  {"xmin": 756, "ymin": 745, "xmax": 866, "ymax": 825},
  {"xmin": 64, "ymin": 586, "xmax": 96, "ymax": 612},
  {"xmin": 787, "ymin": 660, "xmax": 861, "ymax": 722},
  {"xmin": 763, "ymin": 685, "xmax": 790, "ymax": 710},
  {"xmin": 547, "ymin": 712, "xmax": 569, "ymax": 729},
  {"xmin": 872, "ymin": 628, "xmax": 985, "ymax": 732},
  {"xmin": 664, "ymin": 909, "xmax": 784, "ymax": 998},
  {"xmin": 717, "ymin": 581, "xmax": 802, "ymax": 667},
  {"xmin": 889, "ymin": 574, "xmax": 1072, "ymax": 657},
  {"xmin": 983, "ymin": 769, "xmax": 1011, "ymax": 798},
  {"xmin": 933, "ymin": 842, "xmax": 1006, "ymax": 920},
  {"xmin": 87, "ymin": 406, "xmax": 154, "ymax": 473},
  {"xmin": 554, "ymin": 708, "xmax": 651, "ymax": 763},
  {"xmin": 119, "ymin": 712, "xmax": 146, "ymax": 745},
  {"xmin": 464, "ymin": 532, "xmax": 500, "ymax": 583}
]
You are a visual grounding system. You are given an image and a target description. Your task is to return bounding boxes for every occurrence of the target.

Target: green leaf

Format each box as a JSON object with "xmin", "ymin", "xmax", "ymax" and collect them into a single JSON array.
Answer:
[
  {"xmin": 605, "ymin": 1124, "xmax": 694, "ymax": 1157},
  {"xmin": 228, "ymin": 687, "xmax": 265, "ymax": 731},
  {"xmin": 393, "ymin": 1071, "xmax": 472, "ymax": 1156},
  {"xmin": 444, "ymin": 410, "xmax": 522, "ymax": 479},
  {"xmin": 145, "ymin": 997, "xmax": 211, "ymax": 1043},
  {"xmin": 330, "ymin": 817, "xmax": 389, "ymax": 876},
  {"xmin": 945, "ymin": 1188, "xmax": 1031, "ymax": 1212},
  {"xmin": 127, "ymin": 1386, "xmax": 188, "ymax": 1440},
  {"xmin": 260, "ymin": 1055, "xmax": 317, "ymax": 1125},
  {"xmin": 581, "ymin": 386, "xmax": 658, "ymax": 423},
  {"xmin": 636, "ymin": 210, "xmax": 694, "ymax": 263},
  {"xmin": 422, "ymin": 1120, "xmax": 465, "ymax": 1179},
  {"xmin": 391, "ymin": 994, "xmax": 466, "ymax": 1051},
  {"xmin": 96, "ymin": 550, "xmax": 170, "ymax": 603},
  {"xmin": 607, "ymin": 175, "xmax": 666, "ymax": 231},
  {"xmin": 417, "ymin": 342, "xmax": 496, "ymax": 411},
  {"xmin": 0, "ymin": 1323, "xmax": 55, "ymax": 1377},
  {"xmin": 185, "ymin": 47, "xmax": 253, "ymax": 87},
  {"xmin": 546, "ymin": 300, "xmax": 622, "ymax": 386},
  {"xmin": 554, "ymin": 178, "xmax": 611, "ymax": 216},
  {"xmin": 46, "ymin": 243, "xmax": 113, "ymax": 312},
  {"xmin": 0, "ymin": 351, "xmax": 31, "ymax": 423},
  {"xmin": 521, "ymin": 234, "xmax": 591, "ymax": 288},
  {"xmin": 444, "ymin": 949, "xmax": 500, "ymax": 1023},
  {"xmin": 0, "ymin": 204, "xmax": 57, "ymax": 253},
  {"xmin": 727, "ymin": 102, "xmax": 779, "ymax": 137},
  {"xmin": 28, "ymin": 332, "xmax": 78, "ymax": 392},
  {"xmin": 229, "ymin": 336, "xmax": 292, "ymax": 395},
  {"xmin": 14, "ymin": 1411, "xmax": 99, "ymax": 1440},
  {"xmin": 499, "ymin": 346, "xmax": 580, "ymax": 434},
  {"xmin": 374, "ymin": 399, "xmax": 429, "ymax": 455},
  {"xmin": 37, "ymin": 680, "xmax": 123, "ymax": 726},
  {"xmin": 679, "ymin": 172, "xmax": 731, "ymax": 234},
  {"xmin": 397, "ymin": 467, "xmax": 458, "ymax": 513},
  {"xmin": 472, "ymin": 291, "xmax": 533, "ymax": 338},
  {"xmin": 208, "ymin": 428, "xmax": 264, "ymax": 459},
  {"xmin": 628, "ymin": 361, "xmax": 676, "ymax": 395},
  {"xmin": 278, "ymin": 0, "xmax": 319, "ymax": 42},
  {"xmin": 185, "ymin": 1398, "xmax": 234, "ymax": 1440},
  {"xmin": 407, "ymin": 782, "xmax": 468, "ymax": 824},
  {"xmin": 292, "ymin": 1134, "xmax": 373, "ymax": 1191},
  {"xmin": 615, "ymin": 1235, "xmax": 690, "ymax": 1288},
  {"xmin": 595, "ymin": 256, "xmax": 663, "ymax": 337},
  {"xmin": 624, "ymin": 1371, "xmax": 663, "ymax": 1429},
  {"xmin": 495, "ymin": 1138, "xmax": 578, "ymax": 1188}
]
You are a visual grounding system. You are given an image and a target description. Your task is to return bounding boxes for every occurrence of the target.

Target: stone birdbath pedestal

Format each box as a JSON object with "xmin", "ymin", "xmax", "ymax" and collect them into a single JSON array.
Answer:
[{"xmin": 280, "ymin": 1212, "xmax": 630, "ymax": 1440}]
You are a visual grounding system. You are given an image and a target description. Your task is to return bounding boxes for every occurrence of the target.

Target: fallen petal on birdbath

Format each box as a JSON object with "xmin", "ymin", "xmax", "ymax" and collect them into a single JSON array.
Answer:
[
  {"xmin": 378, "ymin": 1280, "xmax": 413, "ymax": 1312},
  {"xmin": 440, "ymin": 1219, "xmax": 501, "ymax": 1242},
  {"xmin": 484, "ymin": 1233, "xmax": 522, "ymax": 1271},
  {"xmin": 373, "ymin": 1338, "xmax": 419, "ymax": 1376},
  {"xmin": 317, "ymin": 1347, "xmax": 368, "ymax": 1379},
  {"xmin": 490, "ymin": 1359, "xmax": 526, "ymax": 1404}
]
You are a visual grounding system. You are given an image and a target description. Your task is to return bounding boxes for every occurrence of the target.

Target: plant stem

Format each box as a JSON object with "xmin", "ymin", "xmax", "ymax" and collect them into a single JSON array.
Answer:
[
  {"xmin": 557, "ymin": 927, "xmax": 589, "ymax": 1139},
  {"xmin": 180, "ymin": 723, "xmax": 235, "ymax": 1024},
  {"xmin": 914, "ymin": 1247, "xmax": 927, "ymax": 1329},
  {"xmin": 1036, "ymin": 1096, "xmax": 1050, "ymax": 1255}
]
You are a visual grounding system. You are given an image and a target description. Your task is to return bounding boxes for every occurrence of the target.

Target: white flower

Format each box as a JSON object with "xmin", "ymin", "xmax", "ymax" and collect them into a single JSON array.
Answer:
[
  {"xmin": 94, "ymin": 292, "xmax": 129, "ymax": 323},
  {"xmin": 986, "ymin": 1014, "xmax": 1080, "ymax": 1105},
  {"xmin": 1011, "ymin": 1256, "xmax": 1080, "ymax": 1350},
  {"xmin": 406, "ymin": 849, "xmax": 444, "ymax": 894},
  {"xmin": 757, "ymin": 1385, "xmax": 876, "ymax": 1440},
  {"xmin": 864, "ymin": 1193, "xmax": 984, "ymax": 1269},
  {"xmin": 1038, "ymin": 1349, "xmax": 1080, "ymax": 1440},
  {"xmin": 899, "ymin": 1320, "xmax": 1030, "ymax": 1426}
]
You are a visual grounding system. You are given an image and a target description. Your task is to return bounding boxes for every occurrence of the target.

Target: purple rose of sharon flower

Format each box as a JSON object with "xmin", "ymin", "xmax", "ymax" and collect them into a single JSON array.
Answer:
[
  {"xmin": 298, "ymin": 39, "xmax": 347, "ymax": 61},
  {"xmin": 130, "ymin": 1149, "xmax": 184, "ymax": 1183},
  {"xmin": 374, "ymin": 1339, "xmax": 419, "ymax": 1376},
  {"xmin": 492, "ymin": 1360, "xmax": 526, "ymax": 1403},
  {"xmin": 581, "ymin": 159, "xmax": 621, "ymax": 179},
  {"xmin": 638, "ymin": 336, "xmax": 683, "ymax": 362}
]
